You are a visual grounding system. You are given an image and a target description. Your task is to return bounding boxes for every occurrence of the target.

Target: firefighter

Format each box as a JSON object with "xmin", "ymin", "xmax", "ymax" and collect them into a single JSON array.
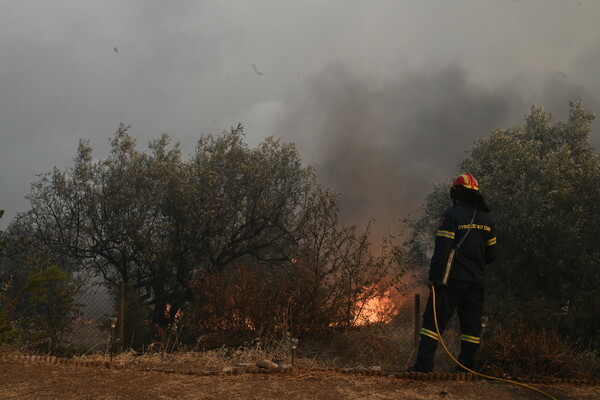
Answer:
[{"xmin": 409, "ymin": 173, "xmax": 497, "ymax": 373}]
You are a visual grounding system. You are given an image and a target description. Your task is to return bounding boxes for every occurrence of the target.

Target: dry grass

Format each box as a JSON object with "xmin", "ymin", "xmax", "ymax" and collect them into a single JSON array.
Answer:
[
  {"xmin": 328, "ymin": 324, "xmax": 407, "ymax": 367},
  {"xmin": 73, "ymin": 336, "xmax": 326, "ymax": 373}
]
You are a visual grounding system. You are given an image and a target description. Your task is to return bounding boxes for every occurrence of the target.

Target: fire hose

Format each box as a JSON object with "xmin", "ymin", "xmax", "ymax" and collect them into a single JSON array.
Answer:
[{"xmin": 431, "ymin": 284, "xmax": 557, "ymax": 400}]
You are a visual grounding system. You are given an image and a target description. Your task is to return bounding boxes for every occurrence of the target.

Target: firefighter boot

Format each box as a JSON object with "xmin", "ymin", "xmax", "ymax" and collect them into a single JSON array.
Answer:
[
  {"xmin": 456, "ymin": 338, "xmax": 479, "ymax": 372},
  {"xmin": 409, "ymin": 335, "xmax": 438, "ymax": 373}
]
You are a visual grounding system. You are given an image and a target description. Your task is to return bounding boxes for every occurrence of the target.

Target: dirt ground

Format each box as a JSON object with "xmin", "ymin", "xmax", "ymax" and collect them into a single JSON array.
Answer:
[{"xmin": 1, "ymin": 361, "xmax": 598, "ymax": 400}]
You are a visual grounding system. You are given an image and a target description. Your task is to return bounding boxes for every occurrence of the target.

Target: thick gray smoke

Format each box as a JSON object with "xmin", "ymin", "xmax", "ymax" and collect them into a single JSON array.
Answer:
[{"xmin": 276, "ymin": 64, "xmax": 598, "ymax": 236}]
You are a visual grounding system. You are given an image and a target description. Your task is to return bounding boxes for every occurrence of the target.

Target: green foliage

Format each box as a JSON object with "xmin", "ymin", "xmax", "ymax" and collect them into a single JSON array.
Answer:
[
  {"xmin": 0, "ymin": 282, "xmax": 20, "ymax": 345},
  {"xmin": 21, "ymin": 265, "xmax": 79, "ymax": 353},
  {"xmin": 123, "ymin": 285, "xmax": 153, "ymax": 350},
  {"xmin": 0, "ymin": 210, "xmax": 21, "ymax": 345},
  {"xmin": 462, "ymin": 100, "xmax": 600, "ymax": 347},
  {"xmin": 0, "ymin": 209, "xmax": 6, "ymax": 256},
  {"xmin": 0, "ymin": 310, "xmax": 18, "ymax": 344},
  {"xmin": 406, "ymin": 100, "xmax": 600, "ymax": 348},
  {"xmin": 401, "ymin": 183, "xmax": 452, "ymax": 280}
]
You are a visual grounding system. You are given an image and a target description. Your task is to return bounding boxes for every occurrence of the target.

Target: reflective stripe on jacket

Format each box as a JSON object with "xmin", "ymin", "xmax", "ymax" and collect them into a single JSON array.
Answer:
[{"xmin": 429, "ymin": 202, "xmax": 496, "ymax": 283}]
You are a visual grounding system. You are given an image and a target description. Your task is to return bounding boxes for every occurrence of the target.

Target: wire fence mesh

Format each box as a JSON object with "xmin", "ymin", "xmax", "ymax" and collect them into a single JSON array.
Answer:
[
  {"xmin": 65, "ymin": 282, "xmax": 117, "ymax": 356},
  {"xmin": 63, "ymin": 287, "xmax": 462, "ymax": 371},
  {"xmin": 319, "ymin": 293, "xmax": 462, "ymax": 370},
  {"xmin": 10, "ymin": 278, "xmax": 597, "ymax": 379}
]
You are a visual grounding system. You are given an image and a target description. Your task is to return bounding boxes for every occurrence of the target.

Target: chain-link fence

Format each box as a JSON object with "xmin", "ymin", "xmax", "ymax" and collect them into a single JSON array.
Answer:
[
  {"xmin": 65, "ymin": 282, "xmax": 117, "ymax": 355},
  {"xmin": 65, "ymin": 285, "xmax": 464, "ymax": 370},
  {"xmin": 312, "ymin": 293, "xmax": 461, "ymax": 370},
  {"xmin": 16, "ymin": 280, "xmax": 596, "ymax": 378}
]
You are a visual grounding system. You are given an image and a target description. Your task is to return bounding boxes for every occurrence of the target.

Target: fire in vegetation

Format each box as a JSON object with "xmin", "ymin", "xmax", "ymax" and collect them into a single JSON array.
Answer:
[{"xmin": 353, "ymin": 286, "xmax": 404, "ymax": 326}]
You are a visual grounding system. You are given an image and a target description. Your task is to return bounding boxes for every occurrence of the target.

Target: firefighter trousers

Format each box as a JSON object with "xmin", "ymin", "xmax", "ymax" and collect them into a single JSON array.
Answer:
[{"xmin": 412, "ymin": 279, "xmax": 484, "ymax": 373}]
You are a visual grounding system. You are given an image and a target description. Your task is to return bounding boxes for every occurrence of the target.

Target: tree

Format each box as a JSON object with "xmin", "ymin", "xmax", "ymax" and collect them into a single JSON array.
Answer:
[
  {"xmin": 0, "ymin": 210, "xmax": 20, "ymax": 345},
  {"xmin": 174, "ymin": 129, "xmax": 404, "ymax": 339},
  {"xmin": 15, "ymin": 124, "xmax": 404, "ymax": 341},
  {"xmin": 405, "ymin": 100, "xmax": 600, "ymax": 347},
  {"xmin": 21, "ymin": 265, "xmax": 79, "ymax": 353},
  {"xmin": 285, "ymin": 190, "xmax": 403, "ymax": 333}
]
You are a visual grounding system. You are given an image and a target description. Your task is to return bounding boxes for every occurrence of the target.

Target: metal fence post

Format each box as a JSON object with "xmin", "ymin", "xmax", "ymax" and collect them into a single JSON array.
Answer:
[
  {"xmin": 117, "ymin": 281, "xmax": 125, "ymax": 354},
  {"xmin": 414, "ymin": 293, "xmax": 421, "ymax": 349}
]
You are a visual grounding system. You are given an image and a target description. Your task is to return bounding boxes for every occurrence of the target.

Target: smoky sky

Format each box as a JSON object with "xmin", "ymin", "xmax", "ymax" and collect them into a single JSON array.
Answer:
[
  {"xmin": 1, "ymin": 1, "xmax": 600, "ymax": 233},
  {"xmin": 275, "ymin": 65, "xmax": 518, "ymax": 230},
  {"xmin": 276, "ymin": 60, "xmax": 600, "ymax": 234}
]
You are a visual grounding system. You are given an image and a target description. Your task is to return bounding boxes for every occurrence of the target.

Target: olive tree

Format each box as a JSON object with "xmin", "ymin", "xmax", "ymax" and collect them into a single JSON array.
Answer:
[{"xmin": 405, "ymin": 100, "xmax": 600, "ymax": 347}]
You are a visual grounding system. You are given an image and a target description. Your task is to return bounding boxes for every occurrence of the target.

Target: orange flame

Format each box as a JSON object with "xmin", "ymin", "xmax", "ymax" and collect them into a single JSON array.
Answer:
[{"xmin": 353, "ymin": 286, "xmax": 403, "ymax": 326}]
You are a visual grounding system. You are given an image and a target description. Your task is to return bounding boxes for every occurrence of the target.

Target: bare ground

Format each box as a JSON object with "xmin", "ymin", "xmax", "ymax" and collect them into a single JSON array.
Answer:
[{"xmin": 1, "ymin": 361, "xmax": 598, "ymax": 400}]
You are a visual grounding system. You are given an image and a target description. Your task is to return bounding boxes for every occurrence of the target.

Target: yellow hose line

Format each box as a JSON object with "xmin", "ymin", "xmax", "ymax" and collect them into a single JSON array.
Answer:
[{"xmin": 431, "ymin": 285, "xmax": 557, "ymax": 400}]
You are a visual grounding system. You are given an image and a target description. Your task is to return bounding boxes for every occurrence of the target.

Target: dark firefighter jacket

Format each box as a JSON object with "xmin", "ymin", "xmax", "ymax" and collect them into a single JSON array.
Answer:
[{"xmin": 429, "ymin": 202, "xmax": 497, "ymax": 284}]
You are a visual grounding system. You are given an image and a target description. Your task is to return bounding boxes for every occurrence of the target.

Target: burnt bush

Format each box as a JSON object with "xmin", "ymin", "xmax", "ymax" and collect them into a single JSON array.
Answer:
[{"xmin": 184, "ymin": 265, "xmax": 291, "ymax": 348}]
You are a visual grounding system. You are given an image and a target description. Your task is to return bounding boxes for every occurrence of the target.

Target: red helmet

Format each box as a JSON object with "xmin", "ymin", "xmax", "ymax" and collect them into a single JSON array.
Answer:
[{"xmin": 452, "ymin": 173, "xmax": 479, "ymax": 191}]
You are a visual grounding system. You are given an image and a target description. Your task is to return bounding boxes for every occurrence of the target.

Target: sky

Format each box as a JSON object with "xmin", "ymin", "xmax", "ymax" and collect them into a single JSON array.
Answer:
[{"xmin": 1, "ymin": 1, "xmax": 600, "ymax": 234}]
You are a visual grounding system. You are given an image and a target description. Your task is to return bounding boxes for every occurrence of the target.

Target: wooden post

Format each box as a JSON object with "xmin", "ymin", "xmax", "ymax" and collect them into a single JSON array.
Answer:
[
  {"xmin": 414, "ymin": 293, "xmax": 421, "ymax": 349},
  {"xmin": 118, "ymin": 281, "xmax": 125, "ymax": 354}
]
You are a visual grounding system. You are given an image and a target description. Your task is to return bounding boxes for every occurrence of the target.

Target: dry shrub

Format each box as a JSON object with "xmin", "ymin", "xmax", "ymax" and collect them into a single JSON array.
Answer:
[
  {"xmin": 479, "ymin": 323, "xmax": 578, "ymax": 378},
  {"xmin": 571, "ymin": 349, "xmax": 600, "ymax": 379},
  {"xmin": 328, "ymin": 324, "xmax": 403, "ymax": 367},
  {"xmin": 184, "ymin": 265, "xmax": 291, "ymax": 348},
  {"xmin": 479, "ymin": 297, "xmax": 600, "ymax": 379},
  {"xmin": 184, "ymin": 262, "xmax": 362, "ymax": 348}
]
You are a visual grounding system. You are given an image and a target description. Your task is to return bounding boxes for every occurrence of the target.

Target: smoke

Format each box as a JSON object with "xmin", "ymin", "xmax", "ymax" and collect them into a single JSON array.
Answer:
[{"xmin": 275, "ymin": 64, "xmax": 527, "ymax": 235}]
